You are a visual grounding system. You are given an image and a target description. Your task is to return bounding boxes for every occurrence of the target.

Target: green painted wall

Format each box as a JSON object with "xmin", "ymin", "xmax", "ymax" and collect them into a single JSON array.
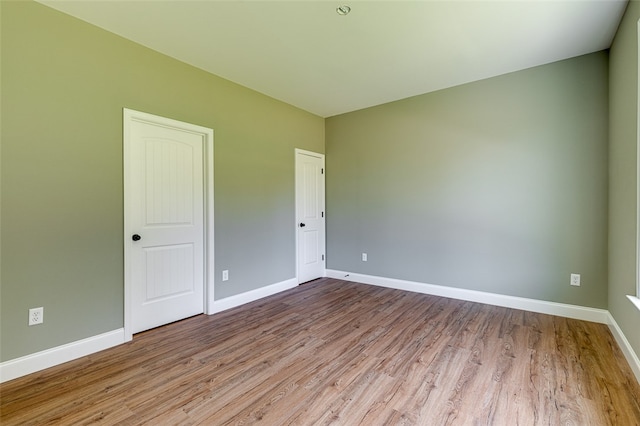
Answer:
[
  {"xmin": 0, "ymin": 1, "xmax": 324, "ymax": 361},
  {"xmin": 3, "ymin": 0, "xmax": 636, "ymax": 369},
  {"xmin": 326, "ymin": 52, "xmax": 609, "ymax": 308},
  {"xmin": 609, "ymin": 0, "xmax": 640, "ymax": 359}
]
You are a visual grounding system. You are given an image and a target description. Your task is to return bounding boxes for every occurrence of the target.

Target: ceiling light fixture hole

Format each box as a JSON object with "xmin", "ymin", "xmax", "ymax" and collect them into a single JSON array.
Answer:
[{"xmin": 336, "ymin": 5, "xmax": 351, "ymax": 16}]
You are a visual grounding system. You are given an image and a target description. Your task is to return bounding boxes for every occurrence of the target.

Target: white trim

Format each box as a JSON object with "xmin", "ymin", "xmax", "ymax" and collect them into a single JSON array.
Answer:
[
  {"xmin": 628, "ymin": 295, "xmax": 640, "ymax": 312},
  {"xmin": 0, "ymin": 277, "xmax": 297, "ymax": 383},
  {"xmin": 123, "ymin": 108, "xmax": 214, "ymax": 341},
  {"xmin": 328, "ymin": 270, "xmax": 640, "ymax": 382},
  {"xmin": 294, "ymin": 149, "xmax": 326, "ymax": 284},
  {"xmin": 209, "ymin": 278, "xmax": 298, "ymax": 314},
  {"xmin": 204, "ymin": 122, "xmax": 215, "ymax": 315},
  {"xmin": 0, "ymin": 276, "xmax": 295, "ymax": 383},
  {"xmin": 637, "ymin": 19, "xmax": 640, "ymax": 299},
  {"xmin": 0, "ymin": 329, "xmax": 125, "ymax": 384},
  {"xmin": 607, "ymin": 312, "xmax": 640, "ymax": 384},
  {"xmin": 326, "ymin": 269, "xmax": 609, "ymax": 324},
  {"xmin": 3, "ymin": 278, "xmax": 638, "ymax": 386}
]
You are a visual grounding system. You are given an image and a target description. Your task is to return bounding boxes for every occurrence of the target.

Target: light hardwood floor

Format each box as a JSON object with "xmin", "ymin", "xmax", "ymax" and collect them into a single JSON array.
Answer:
[{"xmin": 2, "ymin": 278, "xmax": 639, "ymax": 425}]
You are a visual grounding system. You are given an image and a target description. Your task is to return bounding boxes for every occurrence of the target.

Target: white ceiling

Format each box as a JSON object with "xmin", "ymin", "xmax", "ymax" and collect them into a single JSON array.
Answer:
[{"xmin": 38, "ymin": 0, "xmax": 628, "ymax": 118}]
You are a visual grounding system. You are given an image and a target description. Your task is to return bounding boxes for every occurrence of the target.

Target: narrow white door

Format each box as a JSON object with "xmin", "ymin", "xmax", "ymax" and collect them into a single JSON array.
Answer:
[
  {"xmin": 124, "ymin": 109, "xmax": 212, "ymax": 335},
  {"xmin": 295, "ymin": 149, "xmax": 325, "ymax": 284}
]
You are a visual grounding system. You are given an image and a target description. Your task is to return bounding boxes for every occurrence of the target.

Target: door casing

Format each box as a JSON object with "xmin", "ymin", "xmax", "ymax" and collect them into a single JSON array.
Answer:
[
  {"xmin": 295, "ymin": 148, "xmax": 326, "ymax": 284},
  {"xmin": 123, "ymin": 108, "xmax": 214, "ymax": 341}
]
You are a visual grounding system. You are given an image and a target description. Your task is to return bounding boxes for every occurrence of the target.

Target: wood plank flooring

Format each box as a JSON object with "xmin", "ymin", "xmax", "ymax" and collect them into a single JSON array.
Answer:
[{"xmin": 2, "ymin": 278, "xmax": 639, "ymax": 425}]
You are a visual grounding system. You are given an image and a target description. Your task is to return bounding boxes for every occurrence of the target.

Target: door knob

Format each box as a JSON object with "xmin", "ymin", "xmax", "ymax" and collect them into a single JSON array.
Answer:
[
  {"xmin": 299, "ymin": 223, "xmax": 306, "ymax": 228},
  {"xmin": 132, "ymin": 234, "xmax": 141, "ymax": 241}
]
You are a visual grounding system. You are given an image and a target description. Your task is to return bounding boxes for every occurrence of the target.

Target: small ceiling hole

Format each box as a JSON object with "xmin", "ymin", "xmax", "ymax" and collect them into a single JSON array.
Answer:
[{"xmin": 336, "ymin": 5, "xmax": 351, "ymax": 16}]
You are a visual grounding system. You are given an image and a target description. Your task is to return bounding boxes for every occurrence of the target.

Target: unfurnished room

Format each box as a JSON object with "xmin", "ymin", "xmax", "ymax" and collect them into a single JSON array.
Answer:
[{"xmin": 1, "ymin": 0, "xmax": 640, "ymax": 424}]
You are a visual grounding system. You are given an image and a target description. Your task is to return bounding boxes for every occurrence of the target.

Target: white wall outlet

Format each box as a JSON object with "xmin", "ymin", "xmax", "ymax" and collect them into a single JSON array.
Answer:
[
  {"xmin": 362, "ymin": 253, "xmax": 368, "ymax": 262},
  {"xmin": 222, "ymin": 270, "xmax": 229, "ymax": 281},
  {"xmin": 570, "ymin": 273, "xmax": 581, "ymax": 287},
  {"xmin": 29, "ymin": 307, "xmax": 44, "ymax": 326}
]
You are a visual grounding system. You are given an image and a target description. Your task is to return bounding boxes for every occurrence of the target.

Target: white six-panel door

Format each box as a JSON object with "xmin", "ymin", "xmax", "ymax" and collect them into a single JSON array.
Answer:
[
  {"xmin": 124, "ymin": 109, "xmax": 213, "ymax": 337},
  {"xmin": 295, "ymin": 149, "xmax": 326, "ymax": 284}
]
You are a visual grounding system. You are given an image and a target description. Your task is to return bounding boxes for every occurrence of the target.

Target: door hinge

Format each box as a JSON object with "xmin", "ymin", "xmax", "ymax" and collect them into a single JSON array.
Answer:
[
  {"xmin": 322, "ymin": 211, "xmax": 324, "ymax": 218},
  {"xmin": 321, "ymin": 168, "xmax": 324, "ymax": 174},
  {"xmin": 322, "ymin": 254, "xmax": 325, "ymax": 261}
]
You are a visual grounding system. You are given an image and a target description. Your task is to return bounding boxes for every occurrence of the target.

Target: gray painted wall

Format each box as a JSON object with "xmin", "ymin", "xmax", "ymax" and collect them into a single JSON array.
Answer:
[
  {"xmin": 609, "ymin": 0, "xmax": 640, "ymax": 359},
  {"xmin": 0, "ymin": 2, "xmax": 324, "ymax": 362},
  {"xmin": 326, "ymin": 52, "xmax": 609, "ymax": 308}
]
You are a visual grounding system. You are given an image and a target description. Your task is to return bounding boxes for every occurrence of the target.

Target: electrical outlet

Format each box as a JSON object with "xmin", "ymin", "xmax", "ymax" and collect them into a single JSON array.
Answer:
[
  {"xmin": 362, "ymin": 253, "xmax": 368, "ymax": 262},
  {"xmin": 29, "ymin": 307, "xmax": 44, "ymax": 326},
  {"xmin": 570, "ymin": 273, "xmax": 581, "ymax": 287},
  {"xmin": 222, "ymin": 270, "xmax": 229, "ymax": 281}
]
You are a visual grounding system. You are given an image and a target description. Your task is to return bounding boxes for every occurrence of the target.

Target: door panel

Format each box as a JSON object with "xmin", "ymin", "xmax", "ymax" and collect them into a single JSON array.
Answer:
[
  {"xmin": 145, "ymin": 139, "xmax": 195, "ymax": 225},
  {"xmin": 144, "ymin": 244, "xmax": 194, "ymax": 300},
  {"xmin": 302, "ymin": 230, "xmax": 319, "ymax": 265}
]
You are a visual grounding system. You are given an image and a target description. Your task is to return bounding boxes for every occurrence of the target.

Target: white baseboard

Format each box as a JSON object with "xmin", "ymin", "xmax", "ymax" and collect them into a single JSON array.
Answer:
[
  {"xmin": 209, "ymin": 277, "xmax": 298, "ymax": 314},
  {"xmin": 327, "ymin": 269, "xmax": 640, "ymax": 384},
  {"xmin": 326, "ymin": 270, "xmax": 610, "ymax": 323},
  {"xmin": 0, "ymin": 328, "xmax": 125, "ymax": 384},
  {"xmin": 5, "ymin": 274, "xmax": 638, "ymax": 387},
  {"xmin": 607, "ymin": 313, "xmax": 640, "ymax": 384},
  {"xmin": 0, "ymin": 278, "xmax": 299, "ymax": 384}
]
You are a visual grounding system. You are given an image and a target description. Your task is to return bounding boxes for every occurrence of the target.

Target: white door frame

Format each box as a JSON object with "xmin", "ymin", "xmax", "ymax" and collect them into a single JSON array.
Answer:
[
  {"xmin": 295, "ymin": 148, "xmax": 326, "ymax": 283},
  {"xmin": 123, "ymin": 108, "xmax": 214, "ymax": 341}
]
